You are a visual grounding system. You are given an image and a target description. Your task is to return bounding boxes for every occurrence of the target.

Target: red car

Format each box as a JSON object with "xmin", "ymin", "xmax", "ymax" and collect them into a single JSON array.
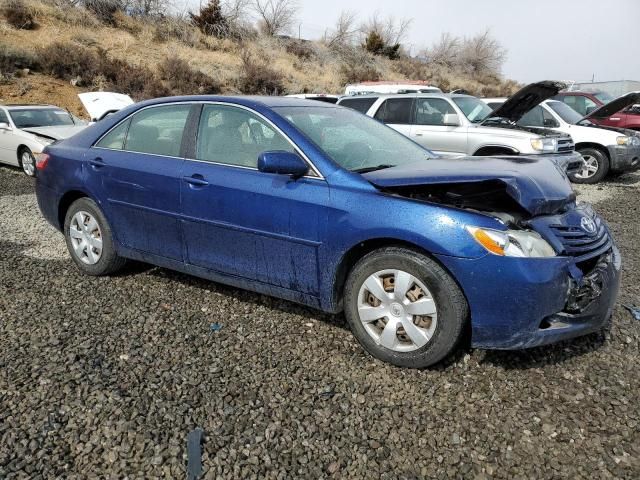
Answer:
[{"xmin": 554, "ymin": 91, "xmax": 640, "ymax": 130}]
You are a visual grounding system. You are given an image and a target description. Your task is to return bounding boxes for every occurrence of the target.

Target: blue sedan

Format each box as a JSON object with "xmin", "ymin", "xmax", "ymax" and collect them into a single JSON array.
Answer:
[{"xmin": 35, "ymin": 96, "xmax": 621, "ymax": 367}]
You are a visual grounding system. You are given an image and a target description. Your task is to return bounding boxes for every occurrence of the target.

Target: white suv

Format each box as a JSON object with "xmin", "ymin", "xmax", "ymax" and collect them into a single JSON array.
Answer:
[{"xmin": 337, "ymin": 81, "xmax": 584, "ymax": 174}]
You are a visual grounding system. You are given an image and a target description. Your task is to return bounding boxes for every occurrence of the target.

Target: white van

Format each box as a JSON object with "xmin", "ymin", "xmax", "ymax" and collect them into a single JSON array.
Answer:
[{"xmin": 344, "ymin": 82, "xmax": 441, "ymax": 96}]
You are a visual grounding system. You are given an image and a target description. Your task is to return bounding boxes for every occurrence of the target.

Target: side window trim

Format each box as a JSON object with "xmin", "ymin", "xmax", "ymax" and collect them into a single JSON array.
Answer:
[{"xmin": 189, "ymin": 101, "xmax": 324, "ymax": 180}]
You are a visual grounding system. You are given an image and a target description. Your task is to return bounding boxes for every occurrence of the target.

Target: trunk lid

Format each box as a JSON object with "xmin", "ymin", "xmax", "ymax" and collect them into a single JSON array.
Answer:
[
  {"xmin": 483, "ymin": 81, "xmax": 567, "ymax": 124},
  {"xmin": 362, "ymin": 156, "xmax": 575, "ymax": 217},
  {"xmin": 78, "ymin": 92, "xmax": 135, "ymax": 122}
]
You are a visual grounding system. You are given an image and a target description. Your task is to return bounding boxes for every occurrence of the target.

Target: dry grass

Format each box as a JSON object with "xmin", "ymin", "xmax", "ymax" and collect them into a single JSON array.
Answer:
[{"xmin": 1, "ymin": 0, "xmax": 520, "ymax": 106}]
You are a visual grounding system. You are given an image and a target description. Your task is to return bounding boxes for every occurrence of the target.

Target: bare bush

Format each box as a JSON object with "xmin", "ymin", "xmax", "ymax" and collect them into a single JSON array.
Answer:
[
  {"xmin": 338, "ymin": 47, "xmax": 380, "ymax": 84},
  {"xmin": 253, "ymin": 0, "xmax": 297, "ymax": 36},
  {"xmin": 284, "ymin": 39, "xmax": 315, "ymax": 60},
  {"xmin": 324, "ymin": 10, "xmax": 358, "ymax": 49},
  {"xmin": 81, "ymin": 0, "xmax": 123, "ymax": 24},
  {"xmin": 3, "ymin": 0, "xmax": 37, "ymax": 30},
  {"xmin": 459, "ymin": 29, "xmax": 507, "ymax": 77},
  {"xmin": 237, "ymin": 51, "xmax": 284, "ymax": 94},
  {"xmin": 423, "ymin": 33, "xmax": 460, "ymax": 69},
  {"xmin": 0, "ymin": 45, "xmax": 40, "ymax": 76},
  {"xmin": 157, "ymin": 56, "xmax": 220, "ymax": 94},
  {"xmin": 360, "ymin": 13, "xmax": 411, "ymax": 60}
]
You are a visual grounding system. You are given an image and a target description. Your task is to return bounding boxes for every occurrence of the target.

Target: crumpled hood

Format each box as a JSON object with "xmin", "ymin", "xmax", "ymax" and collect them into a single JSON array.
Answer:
[
  {"xmin": 581, "ymin": 91, "xmax": 640, "ymax": 121},
  {"xmin": 484, "ymin": 80, "xmax": 567, "ymax": 124},
  {"xmin": 23, "ymin": 125, "xmax": 86, "ymax": 140},
  {"xmin": 78, "ymin": 92, "xmax": 134, "ymax": 122},
  {"xmin": 363, "ymin": 156, "xmax": 576, "ymax": 217}
]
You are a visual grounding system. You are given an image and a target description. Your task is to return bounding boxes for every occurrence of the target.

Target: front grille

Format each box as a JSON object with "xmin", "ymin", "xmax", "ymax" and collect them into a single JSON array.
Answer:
[
  {"xmin": 549, "ymin": 216, "xmax": 612, "ymax": 261},
  {"xmin": 557, "ymin": 138, "xmax": 574, "ymax": 153}
]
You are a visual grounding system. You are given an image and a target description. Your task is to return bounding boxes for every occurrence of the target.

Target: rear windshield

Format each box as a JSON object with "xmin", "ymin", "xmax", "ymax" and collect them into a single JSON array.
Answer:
[
  {"xmin": 337, "ymin": 97, "xmax": 378, "ymax": 114},
  {"xmin": 9, "ymin": 108, "xmax": 75, "ymax": 128}
]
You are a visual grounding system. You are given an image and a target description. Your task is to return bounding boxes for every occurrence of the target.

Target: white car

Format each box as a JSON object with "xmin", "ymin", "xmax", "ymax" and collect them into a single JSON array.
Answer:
[
  {"xmin": 484, "ymin": 94, "xmax": 640, "ymax": 183},
  {"xmin": 344, "ymin": 81, "xmax": 442, "ymax": 96},
  {"xmin": 0, "ymin": 92, "xmax": 134, "ymax": 176}
]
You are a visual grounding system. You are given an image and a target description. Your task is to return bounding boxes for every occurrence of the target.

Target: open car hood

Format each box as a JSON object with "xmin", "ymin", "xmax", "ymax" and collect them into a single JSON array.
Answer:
[
  {"xmin": 362, "ymin": 156, "xmax": 575, "ymax": 217},
  {"xmin": 78, "ymin": 92, "xmax": 134, "ymax": 122},
  {"xmin": 23, "ymin": 125, "xmax": 86, "ymax": 141},
  {"xmin": 483, "ymin": 81, "xmax": 567, "ymax": 124},
  {"xmin": 581, "ymin": 91, "xmax": 640, "ymax": 121}
]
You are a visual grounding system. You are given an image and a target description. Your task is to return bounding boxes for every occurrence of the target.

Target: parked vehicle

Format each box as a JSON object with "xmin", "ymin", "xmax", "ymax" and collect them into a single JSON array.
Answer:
[
  {"xmin": 35, "ymin": 96, "xmax": 620, "ymax": 368},
  {"xmin": 337, "ymin": 81, "xmax": 583, "ymax": 175},
  {"xmin": 0, "ymin": 104, "xmax": 86, "ymax": 176},
  {"xmin": 0, "ymin": 92, "xmax": 134, "ymax": 176},
  {"xmin": 484, "ymin": 97, "xmax": 640, "ymax": 183},
  {"xmin": 285, "ymin": 94, "xmax": 339, "ymax": 104},
  {"xmin": 345, "ymin": 81, "xmax": 442, "ymax": 96},
  {"xmin": 553, "ymin": 90, "xmax": 640, "ymax": 130}
]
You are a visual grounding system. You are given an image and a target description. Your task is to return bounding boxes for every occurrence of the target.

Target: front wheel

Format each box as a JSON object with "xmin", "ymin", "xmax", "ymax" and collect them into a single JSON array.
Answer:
[
  {"xmin": 63, "ymin": 197, "xmax": 126, "ymax": 276},
  {"xmin": 18, "ymin": 147, "xmax": 36, "ymax": 177},
  {"xmin": 571, "ymin": 148, "xmax": 609, "ymax": 184},
  {"xmin": 343, "ymin": 247, "xmax": 468, "ymax": 368}
]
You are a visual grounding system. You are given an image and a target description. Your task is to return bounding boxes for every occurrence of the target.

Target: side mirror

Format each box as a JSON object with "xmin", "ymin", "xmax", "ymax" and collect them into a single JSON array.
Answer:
[
  {"xmin": 0, "ymin": 122, "xmax": 11, "ymax": 130},
  {"xmin": 442, "ymin": 113, "xmax": 460, "ymax": 126},
  {"xmin": 585, "ymin": 105, "xmax": 596, "ymax": 115},
  {"xmin": 258, "ymin": 151, "xmax": 309, "ymax": 178}
]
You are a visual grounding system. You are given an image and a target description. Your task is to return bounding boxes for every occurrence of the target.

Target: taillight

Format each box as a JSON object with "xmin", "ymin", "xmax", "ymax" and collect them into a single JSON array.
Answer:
[{"xmin": 35, "ymin": 153, "xmax": 50, "ymax": 170}]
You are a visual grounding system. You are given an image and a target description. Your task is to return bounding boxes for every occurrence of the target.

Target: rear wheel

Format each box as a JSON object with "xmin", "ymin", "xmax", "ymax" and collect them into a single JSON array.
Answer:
[
  {"xmin": 571, "ymin": 147, "xmax": 609, "ymax": 184},
  {"xmin": 18, "ymin": 147, "xmax": 36, "ymax": 177},
  {"xmin": 64, "ymin": 197, "xmax": 126, "ymax": 276},
  {"xmin": 344, "ymin": 247, "xmax": 468, "ymax": 368}
]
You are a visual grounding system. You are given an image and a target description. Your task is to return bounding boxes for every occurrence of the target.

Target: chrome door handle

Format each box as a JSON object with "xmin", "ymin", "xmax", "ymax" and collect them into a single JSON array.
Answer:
[
  {"xmin": 183, "ymin": 175, "xmax": 209, "ymax": 187},
  {"xmin": 89, "ymin": 157, "xmax": 105, "ymax": 169}
]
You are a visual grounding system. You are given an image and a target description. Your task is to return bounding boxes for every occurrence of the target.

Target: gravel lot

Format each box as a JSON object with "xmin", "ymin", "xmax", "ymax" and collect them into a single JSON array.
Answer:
[{"xmin": 1, "ymin": 165, "xmax": 639, "ymax": 479}]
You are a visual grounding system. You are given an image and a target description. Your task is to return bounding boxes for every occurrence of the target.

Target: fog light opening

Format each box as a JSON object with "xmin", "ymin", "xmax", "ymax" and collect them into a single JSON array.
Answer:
[{"xmin": 539, "ymin": 319, "xmax": 552, "ymax": 330}]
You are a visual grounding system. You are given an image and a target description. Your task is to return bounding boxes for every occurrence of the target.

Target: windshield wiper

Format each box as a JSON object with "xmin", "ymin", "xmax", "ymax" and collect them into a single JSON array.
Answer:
[{"xmin": 352, "ymin": 164, "xmax": 395, "ymax": 173}]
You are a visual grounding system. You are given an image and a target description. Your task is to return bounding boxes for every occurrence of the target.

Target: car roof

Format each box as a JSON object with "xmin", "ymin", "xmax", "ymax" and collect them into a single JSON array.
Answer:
[
  {"xmin": 2, "ymin": 104, "xmax": 64, "ymax": 110},
  {"xmin": 128, "ymin": 95, "xmax": 338, "ymax": 110},
  {"xmin": 338, "ymin": 93, "xmax": 474, "ymax": 100}
]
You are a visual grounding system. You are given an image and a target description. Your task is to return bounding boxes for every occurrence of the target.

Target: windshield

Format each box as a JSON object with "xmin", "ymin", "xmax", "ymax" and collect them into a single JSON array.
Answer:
[
  {"xmin": 547, "ymin": 101, "xmax": 584, "ymax": 124},
  {"xmin": 594, "ymin": 92, "xmax": 614, "ymax": 104},
  {"xmin": 452, "ymin": 96, "xmax": 495, "ymax": 123},
  {"xmin": 273, "ymin": 106, "xmax": 433, "ymax": 171},
  {"xmin": 9, "ymin": 108, "xmax": 75, "ymax": 128}
]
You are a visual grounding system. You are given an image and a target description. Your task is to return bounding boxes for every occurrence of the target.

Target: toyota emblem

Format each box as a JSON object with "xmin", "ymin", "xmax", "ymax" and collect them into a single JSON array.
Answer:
[{"xmin": 581, "ymin": 217, "xmax": 597, "ymax": 234}]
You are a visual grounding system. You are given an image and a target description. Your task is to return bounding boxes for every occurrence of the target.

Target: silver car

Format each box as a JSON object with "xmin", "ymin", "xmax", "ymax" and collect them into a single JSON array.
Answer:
[{"xmin": 338, "ymin": 81, "xmax": 583, "ymax": 173}]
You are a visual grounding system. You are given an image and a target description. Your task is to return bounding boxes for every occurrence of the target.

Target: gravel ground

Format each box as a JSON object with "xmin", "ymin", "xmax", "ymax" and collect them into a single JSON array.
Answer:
[{"xmin": 1, "ymin": 165, "xmax": 639, "ymax": 479}]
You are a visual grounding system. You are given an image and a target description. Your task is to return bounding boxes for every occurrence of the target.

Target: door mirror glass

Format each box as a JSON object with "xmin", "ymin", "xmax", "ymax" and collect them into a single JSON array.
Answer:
[
  {"xmin": 442, "ymin": 113, "xmax": 460, "ymax": 126},
  {"xmin": 0, "ymin": 122, "xmax": 10, "ymax": 130},
  {"xmin": 258, "ymin": 151, "xmax": 308, "ymax": 178}
]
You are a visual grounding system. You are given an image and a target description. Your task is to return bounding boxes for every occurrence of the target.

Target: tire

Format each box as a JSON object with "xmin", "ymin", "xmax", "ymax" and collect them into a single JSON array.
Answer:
[
  {"xmin": 18, "ymin": 147, "xmax": 36, "ymax": 177},
  {"xmin": 63, "ymin": 197, "xmax": 126, "ymax": 276},
  {"xmin": 571, "ymin": 147, "xmax": 609, "ymax": 184},
  {"xmin": 344, "ymin": 247, "xmax": 468, "ymax": 368}
]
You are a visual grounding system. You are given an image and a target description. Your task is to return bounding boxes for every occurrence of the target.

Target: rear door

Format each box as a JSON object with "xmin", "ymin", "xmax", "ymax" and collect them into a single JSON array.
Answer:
[
  {"xmin": 87, "ymin": 103, "xmax": 193, "ymax": 260},
  {"xmin": 179, "ymin": 103, "xmax": 329, "ymax": 295},
  {"xmin": 372, "ymin": 97, "xmax": 414, "ymax": 138},
  {"xmin": 411, "ymin": 98, "xmax": 467, "ymax": 155}
]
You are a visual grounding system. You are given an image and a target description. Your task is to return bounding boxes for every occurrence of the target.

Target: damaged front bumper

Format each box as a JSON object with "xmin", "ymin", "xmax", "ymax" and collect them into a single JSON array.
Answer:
[
  {"xmin": 434, "ymin": 245, "xmax": 621, "ymax": 350},
  {"xmin": 544, "ymin": 151, "xmax": 584, "ymax": 176},
  {"xmin": 607, "ymin": 144, "xmax": 640, "ymax": 172}
]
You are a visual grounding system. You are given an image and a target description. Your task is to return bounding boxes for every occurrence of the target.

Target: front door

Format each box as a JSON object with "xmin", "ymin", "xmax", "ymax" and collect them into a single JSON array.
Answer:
[
  {"xmin": 87, "ymin": 103, "xmax": 192, "ymax": 260},
  {"xmin": 180, "ymin": 103, "xmax": 329, "ymax": 295},
  {"xmin": 410, "ymin": 97, "xmax": 468, "ymax": 155}
]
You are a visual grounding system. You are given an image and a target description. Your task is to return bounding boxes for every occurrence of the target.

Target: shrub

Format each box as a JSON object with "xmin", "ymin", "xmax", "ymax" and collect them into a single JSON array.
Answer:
[
  {"xmin": 158, "ymin": 56, "xmax": 220, "ymax": 95},
  {"xmin": 112, "ymin": 10, "xmax": 142, "ymax": 35},
  {"xmin": 0, "ymin": 45, "xmax": 40, "ymax": 75},
  {"xmin": 39, "ymin": 42, "xmax": 98, "ymax": 83},
  {"xmin": 338, "ymin": 48, "xmax": 380, "ymax": 84},
  {"xmin": 190, "ymin": 0, "xmax": 229, "ymax": 37},
  {"xmin": 284, "ymin": 39, "xmax": 316, "ymax": 61},
  {"xmin": 237, "ymin": 51, "xmax": 284, "ymax": 95},
  {"xmin": 81, "ymin": 0, "xmax": 123, "ymax": 25},
  {"xmin": 153, "ymin": 17, "xmax": 200, "ymax": 47},
  {"xmin": 3, "ymin": 0, "xmax": 37, "ymax": 30}
]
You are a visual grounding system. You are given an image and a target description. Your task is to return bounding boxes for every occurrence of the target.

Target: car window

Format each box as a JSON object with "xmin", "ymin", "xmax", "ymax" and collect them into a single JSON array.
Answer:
[
  {"xmin": 9, "ymin": 108, "xmax": 75, "ymax": 128},
  {"xmin": 415, "ymin": 98, "xmax": 456, "ymax": 126},
  {"xmin": 338, "ymin": 97, "xmax": 378, "ymax": 114},
  {"xmin": 560, "ymin": 95, "xmax": 587, "ymax": 116},
  {"xmin": 518, "ymin": 106, "xmax": 545, "ymax": 127},
  {"xmin": 196, "ymin": 104, "xmax": 295, "ymax": 168},
  {"xmin": 0, "ymin": 109, "xmax": 9, "ymax": 124},
  {"xmin": 124, "ymin": 105, "xmax": 191, "ymax": 157},
  {"xmin": 374, "ymin": 98, "xmax": 414, "ymax": 124},
  {"xmin": 95, "ymin": 119, "xmax": 131, "ymax": 150},
  {"xmin": 542, "ymin": 108, "xmax": 559, "ymax": 128}
]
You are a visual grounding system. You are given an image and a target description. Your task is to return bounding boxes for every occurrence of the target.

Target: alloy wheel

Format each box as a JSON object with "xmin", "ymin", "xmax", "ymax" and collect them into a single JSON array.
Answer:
[
  {"xmin": 575, "ymin": 154, "xmax": 599, "ymax": 179},
  {"xmin": 21, "ymin": 151, "xmax": 36, "ymax": 177},
  {"xmin": 69, "ymin": 211, "xmax": 103, "ymax": 265},
  {"xmin": 357, "ymin": 269, "xmax": 438, "ymax": 352}
]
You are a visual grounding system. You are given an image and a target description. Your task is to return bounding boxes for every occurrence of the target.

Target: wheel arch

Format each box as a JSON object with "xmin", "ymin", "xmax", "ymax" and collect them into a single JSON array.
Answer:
[
  {"xmin": 58, "ymin": 190, "xmax": 91, "ymax": 230},
  {"xmin": 331, "ymin": 237, "xmax": 466, "ymax": 313},
  {"xmin": 575, "ymin": 142, "xmax": 610, "ymax": 159},
  {"xmin": 473, "ymin": 145, "xmax": 519, "ymax": 156},
  {"xmin": 16, "ymin": 144, "xmax": 31, "ymax": 161}
]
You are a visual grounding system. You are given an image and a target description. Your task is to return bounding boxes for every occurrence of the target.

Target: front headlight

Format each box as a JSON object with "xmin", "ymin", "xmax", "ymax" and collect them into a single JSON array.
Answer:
[
  {"xmin": 617, "ymin": 136, "xmax": 631, "ymax": 146},
  {"xmin": 531, "ymin": 138, "xmax": 557, "ymax": 153},
  {"xmin": 466, "ymin": 226, "xmax": 557, "ymax": 258}
]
